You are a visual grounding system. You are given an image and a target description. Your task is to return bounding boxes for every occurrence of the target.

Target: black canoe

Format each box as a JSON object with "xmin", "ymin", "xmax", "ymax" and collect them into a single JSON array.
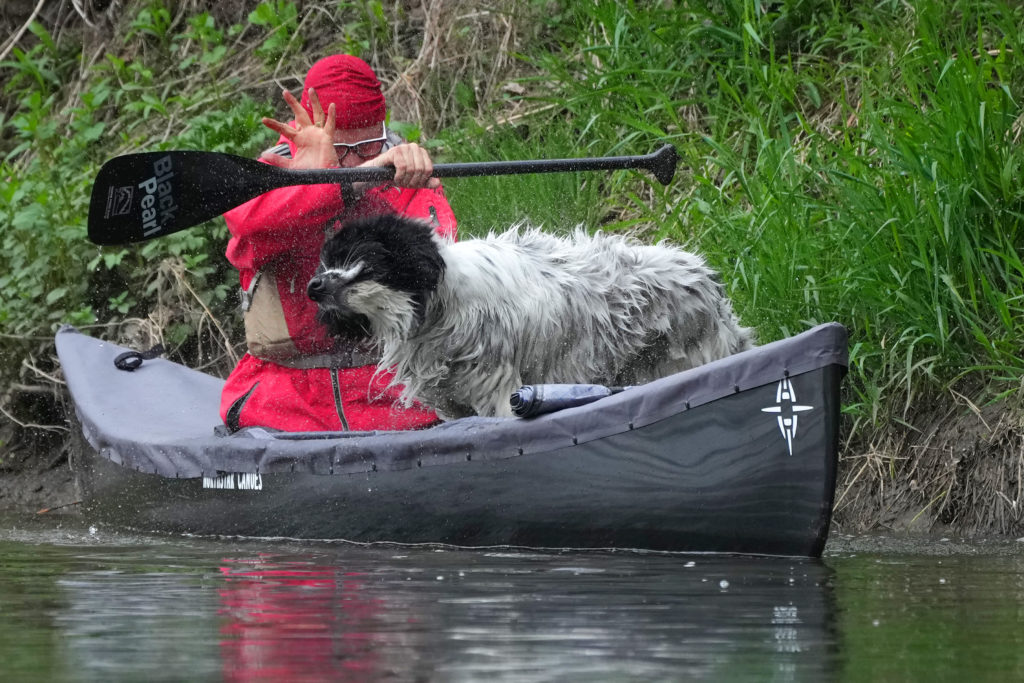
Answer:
[{"xmin": 56, "ymin": 323, "xmax": 847, "ymax": 557}]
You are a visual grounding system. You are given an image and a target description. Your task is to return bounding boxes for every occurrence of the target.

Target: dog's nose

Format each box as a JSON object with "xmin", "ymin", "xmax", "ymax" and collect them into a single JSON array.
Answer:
[{"xmin": 307, "ymin": 276, "xmax": 327, "ymax": 301}]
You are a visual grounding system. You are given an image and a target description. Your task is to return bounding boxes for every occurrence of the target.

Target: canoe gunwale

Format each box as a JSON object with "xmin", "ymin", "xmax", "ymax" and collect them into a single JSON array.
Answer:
[{"xmin": 56, "ymin": 323, "xmax": 848, "ymax": 480}]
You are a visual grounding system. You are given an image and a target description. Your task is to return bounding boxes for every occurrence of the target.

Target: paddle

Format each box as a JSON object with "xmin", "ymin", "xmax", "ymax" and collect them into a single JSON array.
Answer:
[{"xmin": 87, "ymin": 144, "xmax": 679, "ymax": 245}]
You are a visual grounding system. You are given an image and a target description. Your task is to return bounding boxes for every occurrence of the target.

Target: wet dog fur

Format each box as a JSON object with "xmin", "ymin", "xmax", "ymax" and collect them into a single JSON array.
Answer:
[{"xmin": 307, "ymin": 214, "xmax": 754, "ymax": 419}]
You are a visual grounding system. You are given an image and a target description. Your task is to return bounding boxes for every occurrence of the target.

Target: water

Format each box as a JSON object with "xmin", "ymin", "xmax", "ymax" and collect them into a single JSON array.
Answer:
[{"xmin": 1, "ymin": 515, "xmax": 1022, "ymax": 681}]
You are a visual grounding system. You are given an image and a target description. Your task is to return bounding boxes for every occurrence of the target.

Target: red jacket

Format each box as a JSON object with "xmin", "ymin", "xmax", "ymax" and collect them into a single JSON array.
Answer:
[{"xmin": 220, "ymin": 148, "xmax": 457, "ymax": 432}]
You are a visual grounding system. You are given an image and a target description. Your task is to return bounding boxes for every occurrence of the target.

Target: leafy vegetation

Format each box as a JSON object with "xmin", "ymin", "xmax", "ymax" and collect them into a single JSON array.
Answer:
[{"xmin": 2, "ymin": 0, "xmax": 1023, "ymax": 531}]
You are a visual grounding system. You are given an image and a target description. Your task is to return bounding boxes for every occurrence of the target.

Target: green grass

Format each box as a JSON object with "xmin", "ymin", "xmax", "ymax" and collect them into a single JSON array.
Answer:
[
  {"xmin": 3, "ymin": 0, "xmax": 1024, "ymax": 463},
  {"xmin": 497, "ymin": 0, "xmax": 1024, "ymax": 434}
]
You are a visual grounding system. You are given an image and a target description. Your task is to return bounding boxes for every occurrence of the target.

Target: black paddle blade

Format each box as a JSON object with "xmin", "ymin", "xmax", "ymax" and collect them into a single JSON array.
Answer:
[
  {"xmin": 647, "ymin": 144, "xmax": 679, "ymax": 185},
  {"xmin": 88, "ymin": 151, "xmax": 285, "ymax": 245}
]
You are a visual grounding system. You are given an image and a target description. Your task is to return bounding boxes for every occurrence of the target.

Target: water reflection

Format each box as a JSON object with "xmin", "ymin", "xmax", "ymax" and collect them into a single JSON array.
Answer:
[
  {"xmin": 56, "ymin": 571, "xmax": 221, "ymax": 679},
  {"xmin": 217, "ymin": 557, "xmax": 404, "ymax": 680},
  {"xmin": 209, "ymin": 550, "xmax": 837, "ymax": 681},
  {"xmin": 3, "ymin": 519, "xmax": 1021, "ymax": 681}
]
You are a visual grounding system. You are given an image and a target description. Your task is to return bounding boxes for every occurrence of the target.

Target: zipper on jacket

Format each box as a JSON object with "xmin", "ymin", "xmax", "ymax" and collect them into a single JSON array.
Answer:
[
  {"xmin": 330, "ymin": 369, "xmax": 350, "ymax": 431},
  {"xmin": 224, "ymin": 383, "xmax": 259, "ymax": 433}
]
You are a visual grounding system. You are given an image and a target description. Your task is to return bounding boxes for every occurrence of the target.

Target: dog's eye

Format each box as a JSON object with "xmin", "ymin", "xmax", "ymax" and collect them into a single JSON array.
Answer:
[{"xmin": 324, "ymin": 262, "xmax": 364, "ymax": 284}]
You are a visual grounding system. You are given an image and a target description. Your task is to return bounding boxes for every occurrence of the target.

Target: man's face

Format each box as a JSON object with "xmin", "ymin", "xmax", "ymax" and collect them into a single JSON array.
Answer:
[{"xmin": 332, "ymin": 122, "xmax": 387, "ymax": 167}]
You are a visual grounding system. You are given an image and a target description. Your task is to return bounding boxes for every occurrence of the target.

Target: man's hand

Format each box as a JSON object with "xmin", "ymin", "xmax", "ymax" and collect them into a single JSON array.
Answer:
[
  {"xmin": 260, "ymin": 88, "xmax": 337, "ymax": 170},
  {"xmin": 256, "ymin": 87, "xmax": 439, "ymax": 190},
  {"xmin": 363, "ymin": 143, "xmax": 440, "ymax": 189}
]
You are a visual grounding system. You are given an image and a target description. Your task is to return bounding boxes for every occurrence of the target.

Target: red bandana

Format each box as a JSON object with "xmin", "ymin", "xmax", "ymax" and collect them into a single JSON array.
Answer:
[{"xmin": 300, "ymin": 55, "xmax": 386, "ymax": 129}]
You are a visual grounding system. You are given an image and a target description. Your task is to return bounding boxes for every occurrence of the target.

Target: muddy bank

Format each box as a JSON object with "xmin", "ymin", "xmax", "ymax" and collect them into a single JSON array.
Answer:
[
  {"xmin": 832, "ymin": 395, "xmax": 1024, "ymax": 537},
  {"xmin": 0, "ymin": 453, "xmax": 79, "ymax": 516}
]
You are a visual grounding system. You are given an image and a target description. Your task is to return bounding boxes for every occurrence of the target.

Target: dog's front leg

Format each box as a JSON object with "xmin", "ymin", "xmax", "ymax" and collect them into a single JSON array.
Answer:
[
  {"xmin": 482, "ymin": 398, "xmax": 516, "ymax": 419},
  {"xmin": 469, "ymin": 367, "xmax": 521, "ymax": 418}
]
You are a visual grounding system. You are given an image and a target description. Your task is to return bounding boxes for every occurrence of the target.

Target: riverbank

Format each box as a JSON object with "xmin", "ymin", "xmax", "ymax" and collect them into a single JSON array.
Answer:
[
  {"xmin": 832, "ymin": 389, "xmax": 1024, "ymax": 536},
  {"xmin": 0, "ymin": 452, "xmax": 78, "ymax": 516}
]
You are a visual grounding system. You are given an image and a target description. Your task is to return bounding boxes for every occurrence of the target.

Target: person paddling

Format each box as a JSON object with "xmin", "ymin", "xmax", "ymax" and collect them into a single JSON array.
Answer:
[{"xmin": 219, "ymin": 55, "xmax": 457, "ymax": 433}]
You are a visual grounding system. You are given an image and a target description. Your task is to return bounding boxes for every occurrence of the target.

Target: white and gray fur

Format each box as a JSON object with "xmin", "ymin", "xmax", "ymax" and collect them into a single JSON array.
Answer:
[{"xmin": 308, "ymin": 214, "xmax": 755, "ymax": 419}]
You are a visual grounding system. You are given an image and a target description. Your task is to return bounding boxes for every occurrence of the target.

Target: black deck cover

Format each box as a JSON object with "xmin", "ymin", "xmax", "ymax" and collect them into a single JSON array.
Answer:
[{"xmin": 56, "ymin": 323, "xmax": 848, "ymax": 480}]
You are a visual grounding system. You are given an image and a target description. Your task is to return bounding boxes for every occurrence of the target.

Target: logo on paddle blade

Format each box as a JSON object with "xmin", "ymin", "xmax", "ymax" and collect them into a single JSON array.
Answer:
[
  {"xmin": 761, "ymin": 378, "xmax": 813, "ymax": 456},
  {"xmin": 104, "ymin": 185, "xmax": 134, "ymax": 218}
]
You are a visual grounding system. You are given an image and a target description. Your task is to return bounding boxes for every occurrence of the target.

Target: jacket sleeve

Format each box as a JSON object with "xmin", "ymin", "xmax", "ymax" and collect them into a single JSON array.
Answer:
[
  {"xmin": 381, "ymin": 184, "xmax": 458, "ymax": 241},
  {"xmin": 224, "ymin": 127, "xmax": 350, "ymax": 275},
  {"xmin": 224, "ymin": 179, "xmax": 347, "ymax": 274}
]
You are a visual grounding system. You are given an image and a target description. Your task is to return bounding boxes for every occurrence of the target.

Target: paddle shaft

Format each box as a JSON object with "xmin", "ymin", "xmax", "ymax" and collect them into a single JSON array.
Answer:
[{"xmin": 274, "ymin": 146, "xmax": 678, "ymax": 184}]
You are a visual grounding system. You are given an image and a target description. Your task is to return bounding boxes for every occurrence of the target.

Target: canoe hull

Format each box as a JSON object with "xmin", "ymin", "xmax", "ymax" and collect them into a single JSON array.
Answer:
[{"xmin": 70, "ymin": 362, "xmax": 842, "ymax": 556}]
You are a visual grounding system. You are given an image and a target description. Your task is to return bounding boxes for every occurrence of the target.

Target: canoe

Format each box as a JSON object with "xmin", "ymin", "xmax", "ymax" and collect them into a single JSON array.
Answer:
[{"xmin": 56, "ymin": 322, "xmax": 848, "ymax": 557}]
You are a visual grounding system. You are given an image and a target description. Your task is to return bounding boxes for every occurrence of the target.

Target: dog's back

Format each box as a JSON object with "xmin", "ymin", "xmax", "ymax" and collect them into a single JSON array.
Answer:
[{"xmin": 433, "ymin": 226, "xmax": 754, "ymax": 388}]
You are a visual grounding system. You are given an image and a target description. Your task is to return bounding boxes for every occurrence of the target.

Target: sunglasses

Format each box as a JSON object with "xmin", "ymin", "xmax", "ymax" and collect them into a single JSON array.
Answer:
[{"xmin": 332, "ymin": 123, "xmax": 388, "ymax": 160}]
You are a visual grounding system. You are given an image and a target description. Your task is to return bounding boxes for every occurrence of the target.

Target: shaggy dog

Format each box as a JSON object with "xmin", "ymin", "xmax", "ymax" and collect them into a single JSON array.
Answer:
[{"xmin": 307, "ymin": 214, "xmax": 754, "ymax": 419}]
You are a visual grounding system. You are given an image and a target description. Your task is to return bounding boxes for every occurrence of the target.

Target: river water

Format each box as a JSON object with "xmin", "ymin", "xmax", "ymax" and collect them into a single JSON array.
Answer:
[{"xmin": 1, "ymin": 514, "xmax": 1022, "ymax": 682}]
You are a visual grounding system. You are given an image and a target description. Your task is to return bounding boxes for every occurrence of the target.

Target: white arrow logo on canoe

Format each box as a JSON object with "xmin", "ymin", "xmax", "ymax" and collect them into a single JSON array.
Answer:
[{"xmin": 761, "ymin": 378, "xmax": 813, "ymax": 456}]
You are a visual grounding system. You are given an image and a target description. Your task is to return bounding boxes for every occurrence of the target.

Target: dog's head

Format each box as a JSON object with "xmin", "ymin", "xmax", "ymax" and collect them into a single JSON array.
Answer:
[{"xmin": 308, "ymin": 213, "xmax": 446, "ymax": 340}]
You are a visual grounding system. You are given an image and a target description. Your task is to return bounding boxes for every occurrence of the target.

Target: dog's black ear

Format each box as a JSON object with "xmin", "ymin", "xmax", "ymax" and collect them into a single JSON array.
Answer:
[
  {"xmin": 393, "ymin": 220, "xmax": 446, "ymax": 292},
  {"xmin": 346, "ymin": 213, "xmax": 446, "ymax": 292}
]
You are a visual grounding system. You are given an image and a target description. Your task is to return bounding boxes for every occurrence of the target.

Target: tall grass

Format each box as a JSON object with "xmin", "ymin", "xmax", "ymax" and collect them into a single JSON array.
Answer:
[
  {"xmin": 476, "ymin": 0, "xmax": 1024, "ymax": 433},
  {"xmin": 2, "ymin": 0, "xmax": 1024, "ymax": 502}
]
